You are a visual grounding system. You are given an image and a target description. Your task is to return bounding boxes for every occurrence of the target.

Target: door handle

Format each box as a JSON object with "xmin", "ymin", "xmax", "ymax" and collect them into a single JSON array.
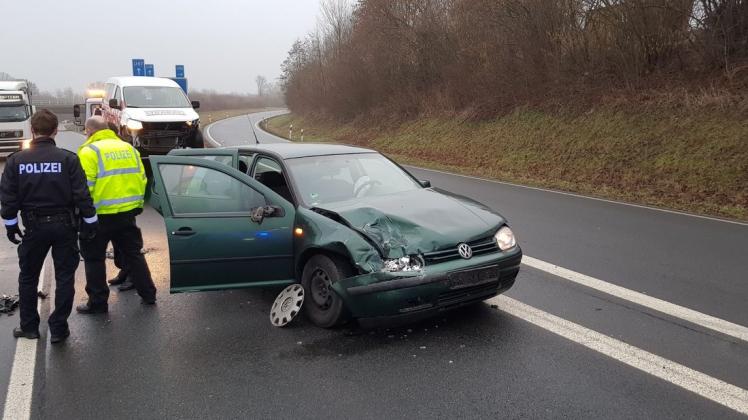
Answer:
[{"xmin": 171, "ymin": 227, "xmax": 196, "ymax": 237}]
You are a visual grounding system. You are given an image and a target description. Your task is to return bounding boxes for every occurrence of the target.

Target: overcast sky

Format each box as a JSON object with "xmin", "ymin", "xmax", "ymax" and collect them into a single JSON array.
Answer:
[{"xmin": 1, "ymin": 0, "xmax": 321, "ymax": 94}]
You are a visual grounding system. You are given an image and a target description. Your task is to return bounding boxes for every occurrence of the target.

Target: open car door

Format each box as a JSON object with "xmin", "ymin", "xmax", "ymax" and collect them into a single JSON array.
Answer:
[{"xmin": 148, "ymin": 156, "xmax": 296, "ymax": 293}]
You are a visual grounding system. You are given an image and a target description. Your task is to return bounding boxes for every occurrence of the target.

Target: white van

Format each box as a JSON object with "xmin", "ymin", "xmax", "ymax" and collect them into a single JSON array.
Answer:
[{"xmin": 101, "ymin": 76, "xmax": 203, "ymax": 155}]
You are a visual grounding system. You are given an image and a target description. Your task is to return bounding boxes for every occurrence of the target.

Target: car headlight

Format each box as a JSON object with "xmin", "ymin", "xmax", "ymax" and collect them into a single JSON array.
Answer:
[
  {"xmin": 185, "ymin": 119, "xmax": 199, "ymax": 127},
  {"xmin": 21, "ymin": 139, "xmax": 32, "ymax": 150},
  {"xmin": 383, "ymin": 256, "xmax": 423, "ymax": 272},
  {"xmin": 126, "ymin": 119, "xmax": 143, "ymax": 131},
  {"xmin": 495, "ymin": 226, "xmax": 516, "ymax": 251}
]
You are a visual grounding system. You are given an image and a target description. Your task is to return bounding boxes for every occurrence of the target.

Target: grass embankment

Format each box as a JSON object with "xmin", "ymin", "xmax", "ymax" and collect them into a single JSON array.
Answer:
[
  {"xmin": 199, "ymin": 108, "xmax": 267, "ymax": 125},
  {"xmin": 264, "ymin": 108, "xmax": 748, "ymax": 221}
]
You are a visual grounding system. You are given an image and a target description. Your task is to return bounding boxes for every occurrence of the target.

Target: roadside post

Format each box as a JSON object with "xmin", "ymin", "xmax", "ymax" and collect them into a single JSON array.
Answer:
[
  {"xmin": 289, "ymin": 124, "xmax": 293, "ymax": 140},
  {"xmin": 301, "ymin": 129, "xmax": 304, "ymax": 142}
]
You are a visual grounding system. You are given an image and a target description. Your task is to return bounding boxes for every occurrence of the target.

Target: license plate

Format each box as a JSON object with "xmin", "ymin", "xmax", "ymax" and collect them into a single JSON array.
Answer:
[
  {"xmin": 149, "ymin": 138, "xmax": 177, "ymax": 147},
  {"xmin": 448, "ymin": 266, "xmax": 499, "ymax": 289}
]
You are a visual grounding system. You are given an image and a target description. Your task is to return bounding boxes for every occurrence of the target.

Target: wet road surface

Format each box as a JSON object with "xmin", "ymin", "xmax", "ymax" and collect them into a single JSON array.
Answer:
[{"xmin": 0, "ymin": 113, "xmax": 745, "ymax": 419}]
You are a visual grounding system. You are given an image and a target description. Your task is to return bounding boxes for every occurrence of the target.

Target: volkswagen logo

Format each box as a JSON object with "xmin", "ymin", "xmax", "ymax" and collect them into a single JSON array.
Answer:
[{"xmin": 458, "ymin": 243, "xmax": 473, "ymax": 259}]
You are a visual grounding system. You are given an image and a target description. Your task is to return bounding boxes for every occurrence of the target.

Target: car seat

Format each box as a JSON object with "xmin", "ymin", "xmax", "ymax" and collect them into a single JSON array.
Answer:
[{"xmin": 259, "ymin": 172, "xmax": 293, "ymax": 203}]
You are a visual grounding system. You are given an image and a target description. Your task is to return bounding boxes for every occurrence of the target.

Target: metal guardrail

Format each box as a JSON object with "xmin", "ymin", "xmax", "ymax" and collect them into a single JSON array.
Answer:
[{"xmin": 31, "ymin": 99, "xmax": 79, "ymax": 106}]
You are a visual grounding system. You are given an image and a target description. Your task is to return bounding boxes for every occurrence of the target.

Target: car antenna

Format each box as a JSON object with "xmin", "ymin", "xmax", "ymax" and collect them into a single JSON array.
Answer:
[{"xmin": 247, "ymin": 114, "xmax": 260, "ymax": 144}]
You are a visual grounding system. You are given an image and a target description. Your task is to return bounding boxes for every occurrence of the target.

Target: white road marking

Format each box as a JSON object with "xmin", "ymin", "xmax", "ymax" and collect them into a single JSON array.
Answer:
[
  {"xmin": 203, "ymin": 119, "xmax": 224, "ymax": 148},
  {"xmin": 522, "ymin": 256, "xmax": 748, "ymax": 342},
  {"xmin": 2, "ymin": 261, "xmax": 47, "ymax": 420},
  {"xmin": 490, "ymin": 295, "xmax": 748, "ymax": 416},
  {"xmin": 406, "ymin": 166, "xmax": 748, "ymax": 227}
]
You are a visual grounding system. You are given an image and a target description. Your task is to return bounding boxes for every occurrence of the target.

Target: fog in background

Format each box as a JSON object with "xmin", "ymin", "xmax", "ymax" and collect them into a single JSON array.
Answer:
[{"xmin": 0, "ymin": 0, "xmax": 320, "ymax": 94}]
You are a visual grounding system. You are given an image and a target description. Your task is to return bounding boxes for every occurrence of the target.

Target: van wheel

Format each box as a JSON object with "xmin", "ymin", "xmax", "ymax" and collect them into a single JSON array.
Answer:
[
  {"xmin": 301, "ymin": 255, "xmax": 352, "ymax": 328},
  {"xmin": 188, "ymin": 129, "xmax": 204, "ymax": 148}
]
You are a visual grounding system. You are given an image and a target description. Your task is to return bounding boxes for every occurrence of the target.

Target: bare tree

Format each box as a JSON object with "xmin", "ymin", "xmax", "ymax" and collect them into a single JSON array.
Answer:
[
  {"xmin": 280, "ymin": 0, "xmax": 746, "ymax": 120},
  {"xmin": 255, "ymin": 75, "xmax": 269, "ymax": 97}
]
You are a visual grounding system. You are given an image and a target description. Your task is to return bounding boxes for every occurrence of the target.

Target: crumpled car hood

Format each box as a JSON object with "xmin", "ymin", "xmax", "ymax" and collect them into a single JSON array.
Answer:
[{"xmin": 316, "ymin": 188, "xmax": 505, "ymax": 258}]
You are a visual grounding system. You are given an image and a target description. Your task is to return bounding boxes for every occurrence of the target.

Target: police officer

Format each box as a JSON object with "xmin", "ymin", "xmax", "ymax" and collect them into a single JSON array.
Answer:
[
  {"xmin": 76, "ymin": 116, "xmax": 156, "ymax": 313},
  {"xmin": 0, "ymin": 109, "xmax": 98, "ymax": 343},
  {"xmin": 83, "ymin": 122, "xmax": 133, "ymax": 292}
]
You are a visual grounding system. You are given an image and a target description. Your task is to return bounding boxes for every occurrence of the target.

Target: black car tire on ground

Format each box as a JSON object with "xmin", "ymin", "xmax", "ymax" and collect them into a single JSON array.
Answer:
[
  {"xmin": 301, "ymin": 254, "xmax": 352, "ymax": 328},
  {"xmin": 188, "ymin": 129, "xmax": 204, "ymax": 148}
]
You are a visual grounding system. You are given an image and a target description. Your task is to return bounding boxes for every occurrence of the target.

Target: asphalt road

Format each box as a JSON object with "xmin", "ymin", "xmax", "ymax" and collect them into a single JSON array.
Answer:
[{"xmin": 0, "ymin": 112, "xmax": 745, "ymax": 419}]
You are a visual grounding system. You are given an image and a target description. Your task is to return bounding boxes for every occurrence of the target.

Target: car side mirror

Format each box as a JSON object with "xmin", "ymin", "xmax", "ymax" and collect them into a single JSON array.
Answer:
[
  {"xmin": 73, "ymin": 104, "xmax": 83, "ymax": 125},
  {"xmin": 250, "ymin": 205, "xmax": 285, "ymax": 224},
  {"xmin": 109, "ymin": 98, "xmax": 121, "ymax": 110},
  {"xmin": 267, "ymin": 205, "xmax": 285, "ymax": 217},
  {"xmin": 191, "ymin": 100, "xmax": 200, "ymax": 109},
  {"xmin": 420, "ymin": 179, "xmax": 431, "ymax": 188}
]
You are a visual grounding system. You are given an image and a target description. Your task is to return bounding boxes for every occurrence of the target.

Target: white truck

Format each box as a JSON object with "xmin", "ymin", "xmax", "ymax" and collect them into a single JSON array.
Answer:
[
  {"xmin": 73, "ymin": 90, "xmax": 105, "ymax": 127},
  {"xmin": 0, "ymin": 80, "xmax": 34, "ymax": 157}
]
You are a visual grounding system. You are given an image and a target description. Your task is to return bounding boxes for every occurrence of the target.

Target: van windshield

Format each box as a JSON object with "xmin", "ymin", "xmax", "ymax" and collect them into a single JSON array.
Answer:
[
  {"xmin": 123, "ymin": 86, "xmax": 191, "ymax": 108},
  {"xmin": 0, "ymin": 105, "xmax": 29, "ymax": 122}
]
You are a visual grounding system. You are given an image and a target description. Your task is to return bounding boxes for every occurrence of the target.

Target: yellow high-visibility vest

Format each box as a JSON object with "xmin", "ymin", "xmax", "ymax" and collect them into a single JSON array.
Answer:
[{"xmin": 78, "ymin": 129, "xmax": 147, "ymax": 215}]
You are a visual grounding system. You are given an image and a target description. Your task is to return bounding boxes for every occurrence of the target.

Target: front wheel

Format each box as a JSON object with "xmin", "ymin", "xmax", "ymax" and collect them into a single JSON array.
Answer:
[
  {"xmin": 187, "ymin": 129, "xmax": 204, "ymax": 148},
  {"xmin": 301, "ymin": 255, "xmax": 352, "ymax": 328}
]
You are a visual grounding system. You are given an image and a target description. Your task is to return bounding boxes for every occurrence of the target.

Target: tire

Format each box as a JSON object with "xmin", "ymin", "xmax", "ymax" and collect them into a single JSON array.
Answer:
[
  {"xmin": 301, "ymin": 254, "xmax": 352, "ymax": 328},
  {"xmin": 188, "ymin": 129, "xmax": 204, "ymax": 148}
]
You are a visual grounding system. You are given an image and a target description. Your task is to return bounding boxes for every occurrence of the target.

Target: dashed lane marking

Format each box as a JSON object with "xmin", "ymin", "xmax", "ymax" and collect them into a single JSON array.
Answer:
[
  {"xmin": 490, "ymin": 295, "xmax": 748, "ymax": 416},
  {"xmin": 522, "ymin": 256, "xmax": 748, "ymax": 343},
  {"xmin": 2, "ymin": 261, "xmax": 47, "ymax": 420}
]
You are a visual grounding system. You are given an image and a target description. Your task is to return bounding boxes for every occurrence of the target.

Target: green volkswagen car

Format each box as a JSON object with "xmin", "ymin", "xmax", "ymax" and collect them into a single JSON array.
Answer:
[{"xmin": 148, "ymin": 143, "xmax": 522, "ymax": 327}]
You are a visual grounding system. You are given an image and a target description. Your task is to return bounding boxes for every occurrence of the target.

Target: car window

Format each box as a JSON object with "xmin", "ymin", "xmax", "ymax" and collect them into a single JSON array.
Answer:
[
  {"xmin": 90, "ymin": 103, "xmax": 102, "ymax": 116},
  {"xmin": 190, "ymin": 155, "xmax": 234, "ymax": 166},
  {"xmin": 239, "ymin": 153, "xmax": 254, "ymax": 174},
  {"xmin": 104, "ymin": 83, "xmax": 115, "ymax": 101},
  {"xmin": 253, "ymin": 156, "xmax": 281, "ymax": 177},
  {"xmin": 159, "ymin": 164, "xmax": 265, "ymax": 216},
  {"xmin": 252, "ymin": 157, "xmax": 294, "ymax": 204},
  {"xmin": 286, "ymin": 153, "xmax": 421, "ymax": 206},
  {"xmin": 113, "ymin": 87, "xmax": 121, "ymax": 101}
]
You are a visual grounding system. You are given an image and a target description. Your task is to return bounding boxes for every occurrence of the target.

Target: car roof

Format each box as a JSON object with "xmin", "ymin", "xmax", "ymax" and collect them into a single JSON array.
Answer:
[
  {"xmin": 228, "ymin": 143, "xmax": 377, "ymax": 159},
  {"xmin": 106, "ymin": 76, "xmax": 180, "ymax": 88}
]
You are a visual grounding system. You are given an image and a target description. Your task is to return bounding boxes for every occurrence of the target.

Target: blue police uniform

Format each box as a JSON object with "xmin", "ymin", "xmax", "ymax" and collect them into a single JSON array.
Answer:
[{"xmin": 0, "ymin": 136, "xmax": 97, "ymax": 341}]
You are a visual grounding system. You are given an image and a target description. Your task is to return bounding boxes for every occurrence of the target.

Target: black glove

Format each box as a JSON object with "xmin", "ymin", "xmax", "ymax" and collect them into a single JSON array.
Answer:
[
  {"xmin": 6, "ymin": 225, "xmax": 23, "ymax": 245},
  {"xmin": 79, "ymin": 221, "xmax": 98, "ymax": 241}
]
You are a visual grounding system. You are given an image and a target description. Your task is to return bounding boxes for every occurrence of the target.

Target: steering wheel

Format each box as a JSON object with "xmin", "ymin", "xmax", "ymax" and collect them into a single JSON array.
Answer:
[{"xmin": 353, "ymin": 176, "xmax": 381, "ymax": 197}]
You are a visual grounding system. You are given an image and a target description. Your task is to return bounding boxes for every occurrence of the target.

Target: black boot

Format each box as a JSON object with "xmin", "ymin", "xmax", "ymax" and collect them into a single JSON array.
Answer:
[
  {"xmin": 117, "ymin": 279, "xmax": 135, "ymax": 291},
  {"xmin": 50, "ymin": 330, "xmax": 70, "ymax": 344},
  {"xmin": 75, "ymin": 302, "xmax": 108, "ymax": 314},
  {"xmin": 13, "ymin": 327, "xmax": 40, "ymax": 339},
  {"xmin": 107, "ymin": 271, "xmax": 127, "ymax": 286}
]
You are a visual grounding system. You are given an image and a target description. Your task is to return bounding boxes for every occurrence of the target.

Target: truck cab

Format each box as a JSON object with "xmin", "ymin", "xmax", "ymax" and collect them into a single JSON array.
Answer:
[
  {"xmin": 100, "ymin": 76, "xmax": 203, "ymax": 155},
  {"xmin": 73, "ymin": 93, "xmax": 104, "ymax": 126},
  {"xmin": 0, "ymin": 81, "xmax": 33, "ymax": 157}
]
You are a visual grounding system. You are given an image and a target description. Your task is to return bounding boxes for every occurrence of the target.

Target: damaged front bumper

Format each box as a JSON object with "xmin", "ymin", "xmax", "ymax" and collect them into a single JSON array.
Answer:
[{"xmin": 333, "ymin": 246, "xmax": 523, "ymax": 328}]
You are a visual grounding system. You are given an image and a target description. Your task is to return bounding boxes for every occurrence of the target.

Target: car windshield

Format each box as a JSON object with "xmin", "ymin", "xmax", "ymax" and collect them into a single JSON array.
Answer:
[
  {"xmin": 0, "ymin": 105, "xmax": 29, "ymax": 122},
  {"xmin": 285, "ymin": 153, "xmax": 421, "ymax": 206},
  {"xmin": 123, "ymin": 86, "xmax": 191, "ymax": 108}
]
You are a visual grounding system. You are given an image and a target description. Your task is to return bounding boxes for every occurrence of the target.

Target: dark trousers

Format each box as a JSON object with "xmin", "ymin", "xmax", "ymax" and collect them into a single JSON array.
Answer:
[
  {"xmin": 113, "ymin": 246, "xmax": 130, "ymax": 281},
  {"xmin": 17, "ymin": 221, "xmax": 79, "ymax": 335},
  {"xmin": 80, "ymin": 211, "xmax": 156, "ymax": 306}
]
